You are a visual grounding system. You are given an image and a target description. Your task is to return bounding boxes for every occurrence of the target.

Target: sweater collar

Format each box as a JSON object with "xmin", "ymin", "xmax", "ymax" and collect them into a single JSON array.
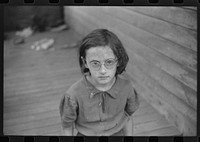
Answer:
[{"xmin": 83, "ymin": 74, "xmax": 121, "ymax": 99}]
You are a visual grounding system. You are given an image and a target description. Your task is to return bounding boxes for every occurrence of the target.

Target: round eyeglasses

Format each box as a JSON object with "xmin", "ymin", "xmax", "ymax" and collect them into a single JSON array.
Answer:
[{"xmin": 87, "ymin": 58, "xmax": 118, "ymax": 71}]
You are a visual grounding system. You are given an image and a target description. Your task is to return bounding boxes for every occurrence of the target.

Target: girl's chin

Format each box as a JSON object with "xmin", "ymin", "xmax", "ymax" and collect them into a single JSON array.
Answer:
[
  {"xmin": 96, "ymin": 78, "xmax": 111, "ymax": 84},
  {"xmin": 98, "ymin": 80, "xmax": 109, "ymax": 84}
]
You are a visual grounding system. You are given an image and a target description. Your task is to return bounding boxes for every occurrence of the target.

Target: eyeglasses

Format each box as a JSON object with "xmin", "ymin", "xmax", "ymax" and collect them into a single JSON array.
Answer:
[{"xmin": 87, "ymin": 58, "xmax": 118, "ymax": 71}]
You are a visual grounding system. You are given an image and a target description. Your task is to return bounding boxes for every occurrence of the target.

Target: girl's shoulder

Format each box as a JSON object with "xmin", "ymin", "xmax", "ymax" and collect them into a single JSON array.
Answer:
[
  {"xmin": 65, "ymin": 77, "xmax": 86, "ymax": 97},
  {"xmin": 118, "ymin": 72, "xmax": 135, "ymax": 88},
  {"xmin": 118, "ymin": 72, "xmax": 131, "ymax": 83}
]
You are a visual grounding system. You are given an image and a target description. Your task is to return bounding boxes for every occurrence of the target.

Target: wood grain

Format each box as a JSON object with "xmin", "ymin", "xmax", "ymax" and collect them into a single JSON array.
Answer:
[{"xmin": 126, "ymin": 7, "xmax": 197, "ymax": 31}]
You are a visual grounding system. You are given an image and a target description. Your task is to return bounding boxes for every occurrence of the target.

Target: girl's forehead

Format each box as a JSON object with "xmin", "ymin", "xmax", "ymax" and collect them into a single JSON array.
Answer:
[{"xmin": 86, "ymin": 46, "xmax": 115, "ymax": 60}]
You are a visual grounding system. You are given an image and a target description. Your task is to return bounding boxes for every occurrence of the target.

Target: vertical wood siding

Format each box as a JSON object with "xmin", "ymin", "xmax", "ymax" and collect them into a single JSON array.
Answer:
[{"xmin": 64, "ymin": 6, "xmax": 197, "ymax": 136}]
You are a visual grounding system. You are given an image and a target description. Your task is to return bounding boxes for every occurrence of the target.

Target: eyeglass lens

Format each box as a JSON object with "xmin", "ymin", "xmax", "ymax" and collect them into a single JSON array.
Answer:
[{"xmin": 89, "ymin": 59, "xmax": 117, "ymax": 70}]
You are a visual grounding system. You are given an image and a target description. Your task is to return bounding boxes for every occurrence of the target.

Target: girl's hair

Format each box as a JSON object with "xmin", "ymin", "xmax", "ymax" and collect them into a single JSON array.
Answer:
[{"xmin": 78, "ymin": 29, "xmax": 129, "ymax": 75}]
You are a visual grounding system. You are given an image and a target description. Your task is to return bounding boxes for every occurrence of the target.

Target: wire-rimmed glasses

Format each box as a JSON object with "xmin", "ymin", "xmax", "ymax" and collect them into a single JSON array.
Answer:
[{"xmin": 85, "ymin": 58, "xmax": 118, "ymax": 71}]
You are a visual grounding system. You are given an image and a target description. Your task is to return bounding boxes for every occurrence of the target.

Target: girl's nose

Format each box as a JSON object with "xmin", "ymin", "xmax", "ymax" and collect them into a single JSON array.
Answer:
[{"xmin": 99, "ymin": 64, "xmax": 107, "ymax": 74}]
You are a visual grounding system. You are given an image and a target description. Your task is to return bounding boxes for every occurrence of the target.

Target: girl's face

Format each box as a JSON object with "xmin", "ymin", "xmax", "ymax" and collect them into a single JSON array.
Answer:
[{"xmin": 85, "ymin": 46, "xmax": 118, "ymax": 87}]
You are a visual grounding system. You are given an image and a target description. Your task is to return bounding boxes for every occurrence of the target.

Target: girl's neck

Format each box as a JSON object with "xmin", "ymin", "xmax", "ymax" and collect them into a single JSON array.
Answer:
[{"xmin": 86, "ymin": 75, "xmax": 116, "ymax": 92}]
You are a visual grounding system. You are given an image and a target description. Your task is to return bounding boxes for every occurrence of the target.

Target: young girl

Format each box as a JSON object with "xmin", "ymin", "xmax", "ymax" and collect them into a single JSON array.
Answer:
[{"xmin": 59, "ymin": 29, "xmax": 139, "ymax": 136}]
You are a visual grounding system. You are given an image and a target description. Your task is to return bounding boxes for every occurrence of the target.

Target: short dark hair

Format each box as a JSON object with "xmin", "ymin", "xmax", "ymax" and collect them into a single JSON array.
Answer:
[{"xmin": 78, "ymin": 29, "xmax": 129, "ymax": 75}]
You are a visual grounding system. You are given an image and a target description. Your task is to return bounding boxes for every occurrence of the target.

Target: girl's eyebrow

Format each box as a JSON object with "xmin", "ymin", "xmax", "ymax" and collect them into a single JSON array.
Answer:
[
  {"xmin": 105, "ymin": 58, "xmax": 116, "ymax": 60},
  {"xmin": 90, "ymin": 58, "xmax": 116, "ymax": 62},
  {"xmin": 90, "ymin": 60, "xmax": 100, "ymax": 62}
]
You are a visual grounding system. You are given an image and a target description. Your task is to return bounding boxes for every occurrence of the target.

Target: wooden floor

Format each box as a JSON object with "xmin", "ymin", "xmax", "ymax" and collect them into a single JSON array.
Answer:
[{"xmin": 4, "ymin": 29, "xmax": 181, "ymax": 136}]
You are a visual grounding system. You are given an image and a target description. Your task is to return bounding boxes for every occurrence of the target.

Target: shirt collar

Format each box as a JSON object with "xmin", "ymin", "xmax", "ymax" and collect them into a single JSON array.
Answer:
[{"xmin": 83, "ymin": 74, "xmax": 121, "ymax": 99}]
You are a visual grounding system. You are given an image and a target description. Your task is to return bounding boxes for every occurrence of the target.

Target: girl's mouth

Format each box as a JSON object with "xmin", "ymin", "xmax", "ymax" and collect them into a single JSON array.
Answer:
[{"xmin": 98, "ymin": 76, "xmax": 109, "ymax": 79}]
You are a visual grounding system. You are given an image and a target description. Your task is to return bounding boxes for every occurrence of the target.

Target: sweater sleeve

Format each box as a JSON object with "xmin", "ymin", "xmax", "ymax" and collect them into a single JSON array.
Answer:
[
  {"xmin": 125, "ymin": 86, "xmax": 140, "ymax": 116},
  {"xmin": 59, "ymin": 93, "xmax": 78, "ymax": 129}
]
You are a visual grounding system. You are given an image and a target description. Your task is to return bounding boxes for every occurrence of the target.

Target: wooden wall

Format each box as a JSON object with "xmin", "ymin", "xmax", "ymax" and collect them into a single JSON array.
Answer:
[{"xmin": 64, "ymin": 6, "xmax": 197, "ymax": 136}]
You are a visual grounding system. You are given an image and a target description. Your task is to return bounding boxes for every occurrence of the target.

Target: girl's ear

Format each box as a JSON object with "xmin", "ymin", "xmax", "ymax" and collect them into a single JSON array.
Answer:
[
  {"xmin": 85, "ymin": 62, "xmax": 89, "ymax": 68},
  {"xmin": 117, "ymin": 62, "xmax": 120, "ymax": 67},
  {"xmin": 81, "ymin": 56, "xmax": 89, "ymax": 68}
]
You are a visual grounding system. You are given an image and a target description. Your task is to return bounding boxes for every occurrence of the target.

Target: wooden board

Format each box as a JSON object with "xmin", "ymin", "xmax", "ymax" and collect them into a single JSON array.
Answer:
[
  {"xmin": 125, "ymin": 71, "xmax": 196, "ymax": 136},
  {"xmin": 124, "ymin": 7, "xmax": 197, "ymax": 52},
  {"xmin": 125, "ymin": 7, "xmax": 197, "ymax": 31}
]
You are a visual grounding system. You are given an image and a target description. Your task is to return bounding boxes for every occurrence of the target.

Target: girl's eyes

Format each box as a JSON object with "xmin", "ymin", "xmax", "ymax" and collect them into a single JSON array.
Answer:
[
  {"xmin": 106, "ymin": 60, "xmax": 114, "ymax": 65},
  {"xmin": 90, "ymin": 59, "xmax": 115, "ymax": 65},
  {"xmin": 90, "ymin": 61, "xmax": 100, "ymax": 66}
]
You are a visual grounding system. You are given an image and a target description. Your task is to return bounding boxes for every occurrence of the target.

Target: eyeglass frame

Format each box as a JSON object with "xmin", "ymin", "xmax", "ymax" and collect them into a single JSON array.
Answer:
[{"xmin": 81, "ymin": 56, "xmax": 118, "ymax": 71}]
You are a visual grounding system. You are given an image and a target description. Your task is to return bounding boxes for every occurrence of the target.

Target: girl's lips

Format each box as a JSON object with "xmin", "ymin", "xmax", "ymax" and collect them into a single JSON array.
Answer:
[{"xmin": 98, "ymin": 76, "xmax": 109, "ymax": 79}]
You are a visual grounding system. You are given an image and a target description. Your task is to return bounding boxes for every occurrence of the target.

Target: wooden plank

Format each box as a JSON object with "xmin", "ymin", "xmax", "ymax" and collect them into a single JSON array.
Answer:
[
  {"xmin": 4, "ymin": 60, "xmax": 79, "ymax": 76},
  {"xmin": 4, "ymin": 102, "xmax": 58, "ymax": 120},
  {"xmin": 4, "ymin": 69, "xmax": 80, "ymax": 84},
  {"xmin": 4, "ymin": 115, "xmax": 60, "ymax": 132},
  {"xmin": 4, "ymin": 57, "xmax": 79, "ymax": 79},
  {"xmin": 4, "ymin": 76, "xmax": 79, "ymax": 98},
  {"xmin": 4, "ymin": 93, "xmax": 60, "ymax": 112},
  {"xmin": 4, "ymin": 121, "xmax": 61, "ymax": 135},
  {"xmin": 5, "ymin": 60, "xmax": 79, "ymax": 74},
  {"xmin": 126, "ymin": 51, "xmax": 197, "ymax": 110},
  {"xmin": 73, "ymin": 7, "xmax": 197, "ymax": 91},
  {"xmin": 134, "ymin": 117, "xmax": 172, "ymax": 134},
  {"xmin": 133, "ymin": 104, "xmax": 157, "ymax": 117},
  {"xmin": 125, "ymin": 7, "xmax": 197, "ymax": 31},
  {"xmin": 4, "ymin": 69, "xmax": 80, "ymax": 88},
  {"xmin": 163, "ymin": 104, "xmax": 197, "ymax": 136},
  {"xmin": 128, "ymin": 64, "xmax": 196, "ymax": 123},
  {"xmin": 181, "ymin": 7, "xmax": 197, "ymax": 11},
  {"xmin": 126, "ymin": 66, "xmax": 196, "ymax": 135},
  {"xmin": 23, "ymin": 124, "xmax": 62, "ymax": 135},
  {"xmin": 4, "ymin": 85, "xmax": 66, "ymax": 107},
  {"xmin": 4, "ymin": 108, "xmax": 58, "ymax": 127},
  {"xmin": 133, "ymin": 107, "xmax": 164, "ymax": 125},
  {"xmin": 4, "ymin": 78, "xmax": 67, "ymax": 94},
  {"xmin": 134, "ymin": 125, "xmax": 181, "ymax": 136},
  {"xmin": 122, "ymin": 7, "xmax": 197, "ymax": 52},
  {"xmin": 4, "ymin": 70, "xmax": 77, "ymax": 85},
  {"xmin": 128, "ymin": 72, "xmax": 186, "ymax": 135},
  {"xmin": 4, "ymin": 117, "xmax": 60, "ymax": 134},
  {"xmin": 181, "ymin": 114, "xmax": 197, "ymax": 136}
]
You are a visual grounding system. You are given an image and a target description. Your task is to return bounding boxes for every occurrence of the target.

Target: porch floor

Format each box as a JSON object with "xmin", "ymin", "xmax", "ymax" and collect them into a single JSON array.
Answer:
[{"xmin": 4, "ymin": 29, "xmax": 181, "ymax": 136}]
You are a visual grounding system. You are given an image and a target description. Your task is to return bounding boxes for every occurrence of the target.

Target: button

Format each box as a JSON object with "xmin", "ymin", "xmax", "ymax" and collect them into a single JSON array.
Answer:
[{"xmin": 90, "ymin": 93, "xmax": 94, "ymax": 98}]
